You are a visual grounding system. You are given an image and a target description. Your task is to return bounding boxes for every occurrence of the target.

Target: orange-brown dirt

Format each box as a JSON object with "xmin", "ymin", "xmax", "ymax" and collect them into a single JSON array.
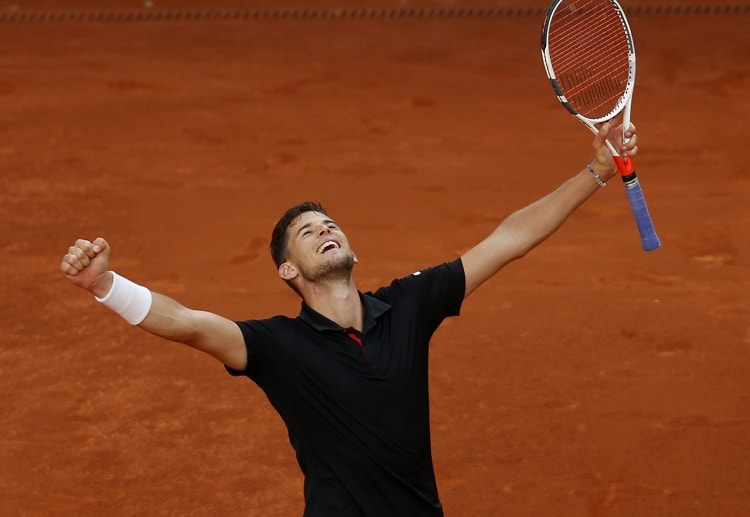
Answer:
[{"xmin": 1, "ymin": 1, "xmax": 748, "ymax": 516}]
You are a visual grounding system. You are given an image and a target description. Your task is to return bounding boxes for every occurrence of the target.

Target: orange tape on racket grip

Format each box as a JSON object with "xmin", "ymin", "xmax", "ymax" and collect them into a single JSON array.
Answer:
[{"xmin": 613, "ymin": 156, "xmax": 635, "ymax": 176}]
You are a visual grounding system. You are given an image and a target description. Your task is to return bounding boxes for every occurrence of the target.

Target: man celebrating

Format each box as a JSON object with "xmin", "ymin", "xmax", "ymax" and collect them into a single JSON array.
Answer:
[{"xmin": 61, "ymin": 122, "xmax": 637, "ymax": 516}]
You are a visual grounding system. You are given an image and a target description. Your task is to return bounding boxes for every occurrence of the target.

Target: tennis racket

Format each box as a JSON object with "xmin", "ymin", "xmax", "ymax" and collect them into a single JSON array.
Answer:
[{"xmin": 541, "ymin": 0, "xmax": 661, "ymax": 251}]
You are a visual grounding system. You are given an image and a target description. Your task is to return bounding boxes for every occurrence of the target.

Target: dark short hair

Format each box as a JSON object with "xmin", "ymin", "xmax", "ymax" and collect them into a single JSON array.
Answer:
[
  {"xmin": 270, "ymin": 201, "xmax": 328, "ymax": 296},
  {"xmin": 270, "ymin": 200, "xmax": 327, "ymax": 268}
]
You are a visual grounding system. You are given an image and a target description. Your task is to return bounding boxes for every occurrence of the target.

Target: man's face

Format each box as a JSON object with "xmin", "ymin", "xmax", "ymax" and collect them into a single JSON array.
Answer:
[{"xmin": 281, "ymin": 211, "xmax": 357, "ymax": 284}]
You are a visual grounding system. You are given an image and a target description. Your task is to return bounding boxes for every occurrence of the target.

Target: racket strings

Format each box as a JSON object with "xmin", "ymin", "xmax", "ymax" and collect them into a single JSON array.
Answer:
[{"xmin": 548, "ymin": 0, "xmax": 632, "ymax": 119}]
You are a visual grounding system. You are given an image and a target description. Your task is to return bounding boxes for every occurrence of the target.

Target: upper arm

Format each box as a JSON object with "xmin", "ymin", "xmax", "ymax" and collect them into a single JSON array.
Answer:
[
  {"xmin": 187, "ymin": 310, "xmax": 247, "ymax": 371},
  {"xmin": 139, "ymin": 292, "xmax": 247, "ymax": 371},
  {"xmin": 460, "ymin": 229, "xmax": 520, "ymax": 298}
]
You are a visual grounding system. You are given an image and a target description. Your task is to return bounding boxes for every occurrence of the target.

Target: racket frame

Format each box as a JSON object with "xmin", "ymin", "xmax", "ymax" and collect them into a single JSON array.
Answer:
[
  {"xmin": 541, "ymin": 0, "xmax": 636, "ymax": 159},
  {"xmin": 540, "ymin": 0, "xmax": 661, "ymax": 251}
]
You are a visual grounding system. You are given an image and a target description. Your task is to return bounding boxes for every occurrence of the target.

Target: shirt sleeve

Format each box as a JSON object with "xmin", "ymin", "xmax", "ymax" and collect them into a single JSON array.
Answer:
[
  {"xmin": 224, "ymin": 318, "xmax": 288, "ymax": 381},
  {"xmin": 224, "ymin": 320, "xmax": 257, "ymax": 377},
  {"xmin": 375, "ymin": 258, "xmax": 466, "ymax": 331}
]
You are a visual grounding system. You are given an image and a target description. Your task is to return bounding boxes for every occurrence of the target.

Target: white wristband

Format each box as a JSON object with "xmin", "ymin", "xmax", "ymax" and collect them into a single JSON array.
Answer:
[{"xmin": 95, "ymin": 271, "xmax": 153, "ymax": 325}]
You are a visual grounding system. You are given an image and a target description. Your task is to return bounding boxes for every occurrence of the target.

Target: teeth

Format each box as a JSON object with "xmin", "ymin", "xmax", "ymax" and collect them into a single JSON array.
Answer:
[{"xmin": 317, "ymin": 241, "xmax": 339, "ymax": 254}]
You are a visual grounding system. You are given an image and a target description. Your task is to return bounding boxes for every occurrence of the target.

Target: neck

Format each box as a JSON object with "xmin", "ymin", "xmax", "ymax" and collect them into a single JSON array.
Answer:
[{"xmin": 302, "ymin": 277, "xmax": 363, "ymax": 331}]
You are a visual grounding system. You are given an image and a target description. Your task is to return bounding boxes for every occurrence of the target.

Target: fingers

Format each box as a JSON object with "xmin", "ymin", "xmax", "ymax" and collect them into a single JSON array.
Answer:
[
  {"xmin": 621, "ymin": 129, "xmax": 638, "ymax": 158},
  {"xmin": 91, "ymin": 237, "xmax": 108, "ymax": 254},
  {"xmin": 624, "ymin": 122, "xmax": 636, "ymax": 140},
  {"xmin": 60, "ymin": 237, "xmax": 109, "ymax": 276},
  {"xmin": 592, "ymin": 122, "xmax": 615, "ymax": 165},
  {"xmin": 598, "ymin": 121, "xmax": 639, "ymax": 158},
  {"xmin": 593, "ymin": 122, "xmax": 612, "ymax": 150},
  {"xmin": 61, "ymin": 241, "xmax": 90, "ymax": 276}
]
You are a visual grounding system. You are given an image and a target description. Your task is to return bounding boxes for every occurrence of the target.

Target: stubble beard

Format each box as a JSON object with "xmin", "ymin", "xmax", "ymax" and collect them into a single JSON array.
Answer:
[{"xmin": 299, "ymin": 253, "xmax": 356, "ymax": 284}]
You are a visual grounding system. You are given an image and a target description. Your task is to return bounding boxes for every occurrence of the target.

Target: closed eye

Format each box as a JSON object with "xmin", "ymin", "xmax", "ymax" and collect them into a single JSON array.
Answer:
[{"xmin": 295, "ymin": 219, "xmax": 339, "ymax": 238}]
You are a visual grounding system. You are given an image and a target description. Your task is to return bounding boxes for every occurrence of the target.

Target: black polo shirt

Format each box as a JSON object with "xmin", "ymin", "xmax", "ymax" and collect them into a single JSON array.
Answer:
[{"xmin": 226, "ymin": 259, "xmax": 465, "ymax": 516}]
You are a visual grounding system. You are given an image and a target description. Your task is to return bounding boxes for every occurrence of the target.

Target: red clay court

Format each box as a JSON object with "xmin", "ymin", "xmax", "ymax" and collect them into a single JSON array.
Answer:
[{"xmin": 1, "ymin": 1, "xmax": 748, "ymax": 515}]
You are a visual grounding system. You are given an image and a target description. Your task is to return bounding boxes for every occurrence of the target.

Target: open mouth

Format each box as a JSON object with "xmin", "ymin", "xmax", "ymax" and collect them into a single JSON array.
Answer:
[{"xmin": 317, "ymin": 240, "xmax": 340, "ymax": 254}]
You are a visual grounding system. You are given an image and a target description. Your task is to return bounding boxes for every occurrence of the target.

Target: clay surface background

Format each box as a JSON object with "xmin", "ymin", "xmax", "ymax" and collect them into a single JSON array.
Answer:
[{"xmin": 1, "ymin": 1, "xmax": 748, "ymax": 515}]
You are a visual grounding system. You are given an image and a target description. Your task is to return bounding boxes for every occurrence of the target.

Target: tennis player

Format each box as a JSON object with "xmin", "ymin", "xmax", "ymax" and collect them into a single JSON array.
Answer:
[{"xmin": 61, "ymin": 122, "xmax": 637, "ymax": 516}]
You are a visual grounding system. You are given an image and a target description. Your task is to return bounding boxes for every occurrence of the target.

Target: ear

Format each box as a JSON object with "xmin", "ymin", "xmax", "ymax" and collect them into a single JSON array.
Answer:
[{"xmin": 278, "ymin": 262, "xmax": 298, "ymax": 281}]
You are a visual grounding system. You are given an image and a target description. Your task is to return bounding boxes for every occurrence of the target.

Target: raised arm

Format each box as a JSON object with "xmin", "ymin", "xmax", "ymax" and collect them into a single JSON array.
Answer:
[
  {"xmin": 60, "ymin": 238, "xmax": 247, "ymax": 370},
  {"xmin": 461, "ymin": 122, "xmax": 637, "ymax": 297}
]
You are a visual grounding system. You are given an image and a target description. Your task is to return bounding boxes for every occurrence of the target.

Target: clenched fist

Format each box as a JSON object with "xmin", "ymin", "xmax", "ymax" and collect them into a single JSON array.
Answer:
[{"xmin": 60, "ymin": 237, "xmax": 113, "ymax": 298}]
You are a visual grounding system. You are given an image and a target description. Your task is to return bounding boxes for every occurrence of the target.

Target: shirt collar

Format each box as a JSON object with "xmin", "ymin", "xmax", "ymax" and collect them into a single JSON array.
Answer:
[{"xmin": 298, "ymin": 292, "xmax": 391, "ymax": 335}]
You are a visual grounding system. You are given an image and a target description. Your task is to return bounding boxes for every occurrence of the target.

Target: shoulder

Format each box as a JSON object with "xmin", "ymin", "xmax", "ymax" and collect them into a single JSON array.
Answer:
[
  {"xmin": 227, "ymin": 315, "xmax": 305, "ymax": 376},
  {"xmin": 236, "ymin": 315, "xmax": 301, "ymax": 340},
  {"xmin": 372, "ymin": 258, "xmax": 464, "ymax": 297},
  {"xmin": 368, "ymin": 259, "xmax": 465, "ymax": 321}
]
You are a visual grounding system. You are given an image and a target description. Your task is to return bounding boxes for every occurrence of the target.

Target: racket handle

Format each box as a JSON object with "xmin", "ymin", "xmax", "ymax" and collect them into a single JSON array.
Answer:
[{"xmin": 614, "ymin": 157, "xmax": 661, "ymax": 252}]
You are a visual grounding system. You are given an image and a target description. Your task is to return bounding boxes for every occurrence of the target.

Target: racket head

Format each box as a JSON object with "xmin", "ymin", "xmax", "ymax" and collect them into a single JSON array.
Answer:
[{"xmin": 541, "ymin": 0, "xmax": 636, "ymax": 124}]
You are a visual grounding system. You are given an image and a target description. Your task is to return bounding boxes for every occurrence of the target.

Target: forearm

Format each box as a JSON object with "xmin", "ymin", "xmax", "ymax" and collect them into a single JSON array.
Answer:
[
  {"xmin": 462, "ymin": 167, "xmax": 602, "ymax": 296},
  {"xmin": 498, "ymin": 168, "xmax": 600, "ymax": 258},
  {"xmin": 138, "ymin": 292, "xmax": 201, "ymax": 343},
  {"xmin": 95, "ymin": 271, "xmax": 197, "ymax": 340}
]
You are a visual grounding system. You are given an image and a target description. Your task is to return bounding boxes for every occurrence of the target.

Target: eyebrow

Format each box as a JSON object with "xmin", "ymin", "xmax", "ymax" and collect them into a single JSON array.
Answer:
[{"xmin": 295, "ymin": 218, "xmax": 336, "ymax": 237}]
